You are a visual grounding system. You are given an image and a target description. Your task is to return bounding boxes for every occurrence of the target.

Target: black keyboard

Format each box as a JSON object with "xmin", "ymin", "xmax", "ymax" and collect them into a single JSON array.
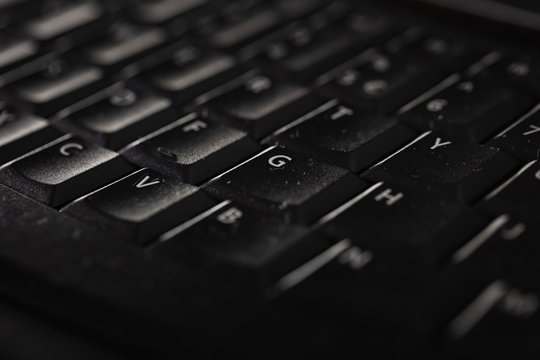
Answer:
[{"xmin": 0, "ymin": 0, "xmax": 540, "ymax": 358}]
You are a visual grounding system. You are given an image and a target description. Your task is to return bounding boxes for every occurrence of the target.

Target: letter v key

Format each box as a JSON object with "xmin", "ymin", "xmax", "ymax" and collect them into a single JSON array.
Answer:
[{"xmin": 135, "ymin": 174, "xmax": 162, "ymax": 188}]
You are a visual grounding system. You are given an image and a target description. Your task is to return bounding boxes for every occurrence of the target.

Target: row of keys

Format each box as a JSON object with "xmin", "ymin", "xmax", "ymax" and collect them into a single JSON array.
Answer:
[
  {"xmin": 0, "ymin": 62, "xmax": 538, "ymax": 210},
  {"xmin": 251, "ymin": 4, "xmax": 400, "ymax": 83},
  {"xmin": 5, "ymin": 66, "xmax": 537, "ymax": 179},
  {"xmin": 0, "ymin": 87, "xmax": 536, "ymax": 215},
  {"xmin": 0, "ymin": 127, "xmax": 363, "ymax": 242},
  {"xmin": 4, "ymin": 10, "xmax": 536, "ymax": 143},
  {"xmin": 0, "ymin": 0, "xmax": 346, "ymax": 81},
  {"xmin": 1, "ymin": 108, "xmax": 535, "ymax": 273}
]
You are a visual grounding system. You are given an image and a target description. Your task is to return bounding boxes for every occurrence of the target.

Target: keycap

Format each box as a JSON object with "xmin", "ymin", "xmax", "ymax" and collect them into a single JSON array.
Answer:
[
  {"xmin": 321, "ymin": 182, "xmax": 489, "ymax": 265},
  {"xmin": 8, "ymin": 58, "xmax": 104, "ymax": 116},
  {"xmin": 0, "ymin": 31, "xmax": 39, "ymax": 77},
  {"xmin": 490, "ymin": 107, "xmax": 540, "ymax": 161},
  {"xmin": 401, "ymin": 78, "xmax": 536, "ymax": 142},
  {"xmin": 122, "ymin": 114, "xmax": 261, "ymax": 184},
  {"xmin": 480, "ymin": 161, "xmax": 540, "ymax": 222},
  {"xmin": 142, "ymin": 45, "xmax": 246, "ymax": 105},
  {"xmin": 56, "ymin": 86, "xmax": 177, "ymax": 150},
  {"xmin": 204, "ymin": 7, "xmax": 284, "ymax": 51},
  {"xmin": 274, "ymin": 0, "xmax": 325, "ymax": 18},
  {"xmin": 62, "ymin": 168, "xmax": 216, "ymax": 244},
  {"xmin": 204, "ymin": 74, "xmax": 323, "ymax": 139},
  {"xmin": 84, "ymin": 21, "xmax": 168, "ymax": 71},
  {"xmin": 342, "ymin": 7, "xmax": 398, "ymax": 43},
  {"xmin": 22, "ymin": 1, "xmax": 105, "ymax": 44},
  {"xmin": 205, "ymin": 147, "xmax": 367, "ymax": 223},
  {"xmin": 447, "ymin": 195, "xmax": 540, "ymax": 351},
  {"xmin": 274, "ymin": 101, "xmax": 416, "ymax": 172},
  {"xmin": 265, "ymin": 237, "xmax": 438, "ymax": 356},
  {"xmin": 0, "ymin": 102, "xmax": 60, "ymax": 165},
  {"xmin": 450, "ymin": 214, "xmax": 538, "ymax": 269},
  {"xmin": 0, "ymin": 135, "xmax": 134, "ymax": 207},
  {"xmin": 478, "ymin": 52, "xmax": 540, "ymax": 93},
  {"xmin": 432, "ymin": 217, "xmax": 540, "ymax": 330},
  {"xmin": 154, "ymin": 202, "xmax": 330, "ymax": 288},
  {"xmin": 132, "ymin": 0, "xmax": 207, "ymax": 25},
  {"xmin": 256, "ymin": 25, "xmax": 359, "ymax": 82},
  {"xmin": 320, "ymin": 50, "xmax": 447, "ymax": 114},
  {"xmin": 263, "ymin": 8, "xmax": 399, "ymax": 82},
  {"xmin": 404, "ymin": 34, "xmax": 487, "ymax": 71},
  {"xmin": 446, "ymin": 279, "xmax": 540, "ymax": 358},
  {"xmin": 364, "ymin": 132, "xmax": 519, "ymax": 202}
]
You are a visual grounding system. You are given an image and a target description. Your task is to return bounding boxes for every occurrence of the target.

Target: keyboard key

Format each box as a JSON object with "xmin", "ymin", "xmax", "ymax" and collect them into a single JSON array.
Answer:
[
  {"xmin": 204, "ymin": 7, "xmax": 284, "ymax": 51},
  {"xmin": 274, "ymin": 101, "xmax": 416, "ymax": 172},
  {"xmin": 450, "ymin": 214, "xmax": 538, "ymax": 268},
  {"xmin": 363, "ymin": 132, "xmax": 520, "ymax": 202},
  {"xmin": 205, "ymin": 147, "xmax": 367, "ymax": 223},
  {"xmin": 490, "ymin": 107, "xmax": 540, "ymax": 161},
  {"xmin": 274, "ymin": 0, "xmax": 325, "ymax": 18},
  {"xmin": 22, "ymin": 1, "xmax": 105, "ymax": 43},
  {"xmin": 480, "ymin": 162, "xmax": 540, "ymax": 222},
  {"xmin": 56, "ymin": 86, "xmax": 177, "ymax": 150},
  {"xmin": 154, "ymin": 202, "xmax": 330, "ymax": 288},
  {"xmin": 266, "ymin": 6, "xmax": 399, "ymax": 82},
  {"xmin": 204, "ymin": 74, "xmax": 323, "ymax": 139},
  {"xmin": 132, "ymin": 0, "xmax": 207, "ymax": 25},
  {"xmin": 434, "ymin": 216, "xmax": 540, "ymax": 350},
  {"xmin": 342, "ymin": 7, "xmax": 398, "ymax": 43},
  {"xmin": 266, "ymin": 237, "xmax": 436, "ymax": 353},
  {"xmin": 401, "ymin": 78, "xmax": 536, "ymax": 142},
  {"xmin": 84, "ymin": 21, "xmax": 168, "ymax": 71},
  {"xmin": 122, "ymin": 114, "xmax": 261, "ymax": 184},
  {"xmin": 0, "ymin": 135, "xmax": 134, "ymax": 207},
  {"xmin": 8, "ymin": 58, "xmax": 104, "ymax": 116},
  {"xmin": 62, "ymin": 168, "xmax": 216, "ymax": 244},
  {"xmin": 446, "ymin": 279, "xmax": 540, "ymax": 358},
  {"xmin": 0, "ymin": 32, "xmax": 39, "ymax": 77},
  {"xmin": 320, "ymin": 50, "xmax": 447, "ymax": 114},
  {"xmin": 478, "ymin": 52, "xmax": 540, "ymax": 93},
  {"xmin": 321, "ymin": 183, "xmax": 489, "ymax": 265},
  {"xmin": 142, "ymin": 45, "xmax": 245, "ymax": 105},
  {"xmin": 405, "ymin": 34, "xmax": 487, "ymax": 71},
  {"xmin": 0, "ymin": 102, "xmax": 60, "ymax": 165},
  {"xmin": 256, "ymin": 25, "xmax": 359, "ymax": 82}
]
